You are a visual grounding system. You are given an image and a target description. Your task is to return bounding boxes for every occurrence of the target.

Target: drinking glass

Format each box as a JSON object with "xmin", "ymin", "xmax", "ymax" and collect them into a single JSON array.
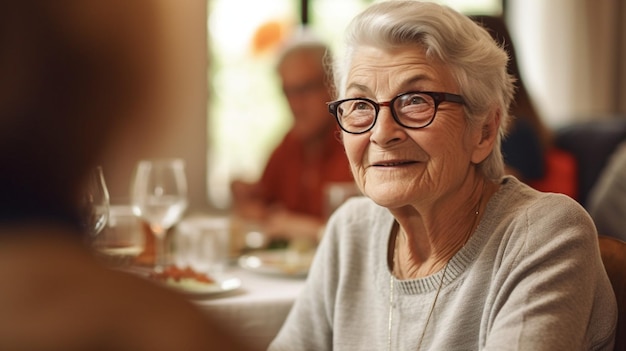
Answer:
[
  {"xmin": 80, "ymin": 166, "xmax": 110, "ymax": 237},
  {"xmin": 93, "ymin": 205, "xmax": 145, "ymax": 267},
  {"xmin": 130, "ymin": 159, "xmax": 188, "ymax": 273}
]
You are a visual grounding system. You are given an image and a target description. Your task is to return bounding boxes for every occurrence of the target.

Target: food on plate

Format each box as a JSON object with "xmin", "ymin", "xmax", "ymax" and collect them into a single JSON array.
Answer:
[{"xmin": 148, "ymin": 265, "xmax": 214, "ymax": 284}]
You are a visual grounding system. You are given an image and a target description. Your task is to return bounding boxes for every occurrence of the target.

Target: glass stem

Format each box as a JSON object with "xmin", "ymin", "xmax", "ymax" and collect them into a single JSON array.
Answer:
[{"xmin": 153, "ymin": 226, "xmax": 167, "ymax": 273}]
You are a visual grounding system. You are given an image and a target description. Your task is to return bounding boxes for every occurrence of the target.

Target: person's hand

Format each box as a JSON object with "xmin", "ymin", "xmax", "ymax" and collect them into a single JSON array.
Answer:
[
  {"xmin": 230, "ymin": 180, "xmax": 258, "ymax": 202},
  {"xmin": 263, "ymin": 208, "xmax": 324, "ymax": 242}
]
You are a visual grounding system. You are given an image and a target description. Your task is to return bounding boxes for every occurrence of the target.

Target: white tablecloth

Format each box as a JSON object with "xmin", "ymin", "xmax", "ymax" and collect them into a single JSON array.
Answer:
[{"xmin": 193, "ymin": 266, "xmax": 305, "ymax": 349}]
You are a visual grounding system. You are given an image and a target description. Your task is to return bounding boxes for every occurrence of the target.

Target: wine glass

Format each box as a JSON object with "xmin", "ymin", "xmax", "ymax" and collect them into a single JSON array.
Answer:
[
  {"xmin": 130, "ymin": 159, "xmax": 188, "ymax": 273},
  {"xmin": 80, "ymin": 166, "xmax": 110, "ymax": 237}
]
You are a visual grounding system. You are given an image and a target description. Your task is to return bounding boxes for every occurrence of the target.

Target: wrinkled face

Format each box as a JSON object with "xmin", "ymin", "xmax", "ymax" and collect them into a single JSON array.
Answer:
[
  {"xmin": 279, "ymin": 50, "xmax": 334, "ymax": 141},
  {"xmin": 341, "ymin": 46, "xmax": 483, "ymax": 209}
]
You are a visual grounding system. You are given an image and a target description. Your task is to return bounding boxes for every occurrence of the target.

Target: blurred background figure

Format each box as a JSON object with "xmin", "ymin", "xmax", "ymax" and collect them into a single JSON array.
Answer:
[
  {"xmin": 588, "ymin": 141, "xmax": 626, "ymax": 242},
  {"xmin": 231, "ymin": 33, "xmax": 354, "ymax": 245},
  {"xmin": 472, "ymin": 15, "xmax": 552, "ymax": 183},
  {"xmin": 0, "ymin": 1, "xmax": 251, "ymax": 349},
  {"xmin": 473, "ymin": 15, "xmax": 578, "ymax": 199}
]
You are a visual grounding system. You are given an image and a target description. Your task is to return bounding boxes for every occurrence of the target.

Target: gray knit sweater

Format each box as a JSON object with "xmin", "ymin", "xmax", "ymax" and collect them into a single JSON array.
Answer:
[{"xmin": 269, "ymin": 177, "xmax": 616, "ymax": 350}]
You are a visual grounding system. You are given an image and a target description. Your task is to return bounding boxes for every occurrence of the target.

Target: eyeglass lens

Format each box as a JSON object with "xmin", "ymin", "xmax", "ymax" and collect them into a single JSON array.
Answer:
[{"xmin": 336, "ymin": 92, "xmax": 436, "ymax": 133}]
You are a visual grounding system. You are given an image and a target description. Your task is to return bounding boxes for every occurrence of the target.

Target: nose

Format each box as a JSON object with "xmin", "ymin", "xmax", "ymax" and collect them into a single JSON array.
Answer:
[{"xmin": 369, "ymin": 106, "xmax": 406, "ymax": 145}]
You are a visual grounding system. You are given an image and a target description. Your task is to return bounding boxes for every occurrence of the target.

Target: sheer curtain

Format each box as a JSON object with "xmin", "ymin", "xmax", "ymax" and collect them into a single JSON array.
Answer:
[{"xmin": 507, "ymin": 0, "xmax": 626, "ymax": 128}]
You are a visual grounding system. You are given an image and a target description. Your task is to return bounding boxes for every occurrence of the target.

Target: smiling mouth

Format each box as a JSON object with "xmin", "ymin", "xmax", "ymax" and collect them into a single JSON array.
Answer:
[{"xmin": 372, "ymin": 160, "xmax": 418, "ymax": 167}]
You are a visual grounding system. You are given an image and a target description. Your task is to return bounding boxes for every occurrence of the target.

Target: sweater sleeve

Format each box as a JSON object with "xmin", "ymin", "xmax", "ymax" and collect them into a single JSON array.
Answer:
[{"xmin": 482, "ymin": 193, "xmax": 616, "ymax": 350}]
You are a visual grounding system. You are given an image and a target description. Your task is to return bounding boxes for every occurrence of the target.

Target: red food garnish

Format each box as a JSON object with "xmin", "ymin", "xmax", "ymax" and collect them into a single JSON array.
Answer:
[{"xmin": 149, "ymin": 265, "xmax": 214, "ymax": 284}]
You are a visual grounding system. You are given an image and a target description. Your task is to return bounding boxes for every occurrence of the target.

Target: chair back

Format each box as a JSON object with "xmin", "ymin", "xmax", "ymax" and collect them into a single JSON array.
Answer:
[
  {"xmin": 598, "ymin": 235, "xmax": 626, "ymax": 351},
  {"xmin": 555, "ymin": 118, "xmax": 626, "ymax": 207}
]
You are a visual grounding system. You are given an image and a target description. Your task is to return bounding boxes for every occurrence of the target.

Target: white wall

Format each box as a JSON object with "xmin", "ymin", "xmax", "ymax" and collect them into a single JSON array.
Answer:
[{"xmin": 507, "ymin": 0, "xmax": 625, "ymax": 128}]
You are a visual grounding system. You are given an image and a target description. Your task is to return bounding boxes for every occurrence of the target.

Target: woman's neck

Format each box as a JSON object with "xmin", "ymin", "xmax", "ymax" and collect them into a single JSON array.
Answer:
[{"xmin": 389, "ymin": 179, "xmax": 496, "ymax": 279}]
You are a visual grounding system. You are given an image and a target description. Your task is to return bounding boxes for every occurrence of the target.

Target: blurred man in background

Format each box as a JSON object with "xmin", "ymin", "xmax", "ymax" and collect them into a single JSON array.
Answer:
[{"xmin": 231, "ymin": 34, "xmax": 354, "ymax": 244}]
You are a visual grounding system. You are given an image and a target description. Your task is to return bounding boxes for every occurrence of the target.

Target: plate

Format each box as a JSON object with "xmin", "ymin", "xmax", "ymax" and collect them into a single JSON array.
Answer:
[
  {"xmin": 131, "ymin": 265, "xmax": 242, "ymax": 297},
  {"xmin": 163, "ymin": 276, "xmax": 242, "ymax": 297},
  {"xmin": 238, "ymin": 249, "xmax": 314, "ymax": 278}
]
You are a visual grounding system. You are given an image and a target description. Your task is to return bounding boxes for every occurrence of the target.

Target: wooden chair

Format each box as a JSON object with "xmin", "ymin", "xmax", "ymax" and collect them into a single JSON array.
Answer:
[{"xmin": 598, "ymin": 235, "xmax": 626, "ymax": 351}]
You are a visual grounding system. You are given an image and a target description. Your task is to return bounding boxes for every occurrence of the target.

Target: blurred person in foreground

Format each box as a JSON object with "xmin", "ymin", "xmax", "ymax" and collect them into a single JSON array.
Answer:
[
  {"xmin": 0, "ymin": 1, "xmax": 251, "ymax": 350},
  {"xmin": 231, "ymin": 34, "xmax": 354, "ymax": 243},
  {"xmin": 269, "ymin": 1, "xmax": 616, "ymax": 350}
]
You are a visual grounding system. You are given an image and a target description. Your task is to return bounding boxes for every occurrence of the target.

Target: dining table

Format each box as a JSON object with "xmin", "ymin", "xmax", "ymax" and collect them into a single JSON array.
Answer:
[
  {"xmin": 105, "ymin": 210, "xmax": 310, "ymax": 349},
  {"xmin": 190, "ymin": 263, "xmax": 306, "ymax": 349}
]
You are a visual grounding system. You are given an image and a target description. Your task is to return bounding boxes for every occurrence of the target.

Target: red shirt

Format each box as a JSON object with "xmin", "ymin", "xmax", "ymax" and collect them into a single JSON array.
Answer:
[{"xmin": 259, "ymin": 129, "xmax": 354, "ymax": 219}]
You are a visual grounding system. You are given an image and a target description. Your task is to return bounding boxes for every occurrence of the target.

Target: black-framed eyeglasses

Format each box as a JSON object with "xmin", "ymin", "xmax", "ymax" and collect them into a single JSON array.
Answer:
[{"xmin": 327, "ymin": 91, "xmax": 465, "ymax": 134}]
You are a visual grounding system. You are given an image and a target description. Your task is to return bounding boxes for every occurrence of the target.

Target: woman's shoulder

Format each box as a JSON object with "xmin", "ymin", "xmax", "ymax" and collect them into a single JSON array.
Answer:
[
  {"xmin": 491, "ymin": 176, "xmax": 597, "ymax": 245},
  {"xmin": 498, "ymin": 176, "xmax": 588, "ymax": 214}
]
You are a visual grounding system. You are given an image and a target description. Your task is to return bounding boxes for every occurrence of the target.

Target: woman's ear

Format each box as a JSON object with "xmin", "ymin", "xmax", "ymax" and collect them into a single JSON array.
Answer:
[{"xmin": 471, "ymin": 109, "xmax": 500, "ymax": 164}]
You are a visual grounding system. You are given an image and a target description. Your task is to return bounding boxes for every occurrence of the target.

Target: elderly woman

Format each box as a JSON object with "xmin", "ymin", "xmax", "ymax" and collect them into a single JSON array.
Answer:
[{"xmin": 269, "ymin": 2, "xmax": 616, "ymax": 350}]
